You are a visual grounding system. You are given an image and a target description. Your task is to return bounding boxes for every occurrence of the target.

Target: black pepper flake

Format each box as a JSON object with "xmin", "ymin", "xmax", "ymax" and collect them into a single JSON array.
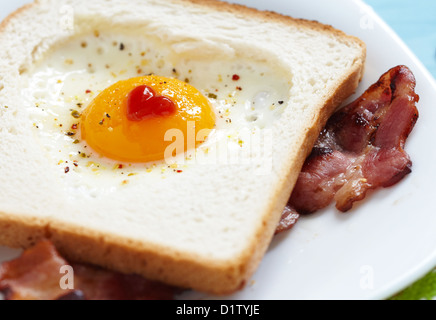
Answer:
[
  {"xmin": 64, "ymin": 167, "xmax": 70, "ymax": 173},
  {"xmin": 119, "ymin": 43, "xmax": 125, "ymax": 51},
  {"xmin": 66, "ymin": 132, "xmax": 75, "ymax": 136},
  {"xmin": 106, "ymin": 113, "xmax": 111, "ymax": 119},
  {"xmin": 73, "ymin": 163, "xmax": 78, "ymax": 167},
  {"xmin": 99, "ymin": 119, "xmax": 104, "ymax": 125},
  {"xmin": 278, "ymin": 101, "xmax": 284, "ymax": 105},
  {"xmin": 71, "ymin": 110, "xmax": 80, "ymax": 119},
  {"xmin": 236, "ymin": 86, "xmax": 242, "ymax": 91}
]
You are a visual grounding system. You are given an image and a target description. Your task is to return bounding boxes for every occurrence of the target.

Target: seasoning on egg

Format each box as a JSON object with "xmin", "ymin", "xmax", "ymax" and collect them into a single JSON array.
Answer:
[{"xmin": 71, "ymin": 110, "xmax": 81, "ymax": 118}]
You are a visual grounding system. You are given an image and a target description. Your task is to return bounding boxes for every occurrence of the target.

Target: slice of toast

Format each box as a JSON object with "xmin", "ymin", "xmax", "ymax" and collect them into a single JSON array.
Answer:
[{"xmin": 0, "ymin": 0, "xmax": 365, "ymax": 294}]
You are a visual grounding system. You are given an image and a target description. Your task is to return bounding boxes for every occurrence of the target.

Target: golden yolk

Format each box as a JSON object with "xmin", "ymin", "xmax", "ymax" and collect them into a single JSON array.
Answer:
[{"xmin": 80, "ymin": 75, "xmax": 216, "ymax": 163}]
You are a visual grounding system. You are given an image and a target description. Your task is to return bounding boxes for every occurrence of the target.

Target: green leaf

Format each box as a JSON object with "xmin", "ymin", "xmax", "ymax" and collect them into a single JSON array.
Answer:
[{"xmin": 390, "ymin": 269, "xmax": 436, "ymax": 300}]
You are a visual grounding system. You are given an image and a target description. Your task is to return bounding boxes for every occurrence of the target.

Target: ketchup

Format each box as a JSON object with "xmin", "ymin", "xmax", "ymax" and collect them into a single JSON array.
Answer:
[{"xmin": 127, "ymin": 85, "xmax": 176, "ymax": 121}]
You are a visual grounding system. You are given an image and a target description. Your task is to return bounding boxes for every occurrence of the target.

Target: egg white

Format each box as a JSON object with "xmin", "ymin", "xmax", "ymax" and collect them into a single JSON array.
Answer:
[{"xmin": 21, "ymin": 31, "xmax": 291, "ymax": 196}]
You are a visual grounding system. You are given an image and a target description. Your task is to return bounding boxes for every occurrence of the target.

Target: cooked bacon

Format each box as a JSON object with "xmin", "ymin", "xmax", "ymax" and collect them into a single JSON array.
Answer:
[
  {"xmin": 0, "ymin": 240, "xmax": 178, "ymax": 300},
  {"xmin": 68, "ymin": 263, "xmax": 178, "ymax": 300},
  {"xmin": 275, "ymin": 206, "xmax": 300, "ymax": 235},
  {"xmin": 286, "ymin": 65, "xmax": 419, "ymax": 215},
  {"xmin": 0, "ymin": 240, "xmax": 74, "ymax": 300}
]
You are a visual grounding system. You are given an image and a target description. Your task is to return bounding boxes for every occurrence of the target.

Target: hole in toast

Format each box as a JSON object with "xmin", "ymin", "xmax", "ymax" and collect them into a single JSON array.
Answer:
[{"xmin": 21, "ymin": 26, "xmax": 292, "ymax": 194}]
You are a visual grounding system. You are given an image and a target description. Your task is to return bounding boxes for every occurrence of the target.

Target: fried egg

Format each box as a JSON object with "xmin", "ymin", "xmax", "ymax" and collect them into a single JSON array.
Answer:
[{"xmin": 21, "ymin": 30, "xmax": 291, "ymax": 196}]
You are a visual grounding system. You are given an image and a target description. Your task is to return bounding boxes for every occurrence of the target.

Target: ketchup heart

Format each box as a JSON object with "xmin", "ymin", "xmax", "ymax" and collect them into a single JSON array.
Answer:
[{"xmin": 127, "ymin": 85, "xmax": 177, "ymax": 121}]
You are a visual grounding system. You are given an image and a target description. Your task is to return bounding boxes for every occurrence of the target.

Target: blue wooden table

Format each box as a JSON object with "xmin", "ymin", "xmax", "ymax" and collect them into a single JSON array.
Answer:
[{"xmin": 364, "ymin": 0, "xmax": 436, "ymax": 79}]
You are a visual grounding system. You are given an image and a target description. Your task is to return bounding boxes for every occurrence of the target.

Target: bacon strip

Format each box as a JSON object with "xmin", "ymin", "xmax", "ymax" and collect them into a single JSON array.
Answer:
[
  {"xmin": 0, "ymin": 240, "xmax": 178, "ymax": 300},
  {"xmin": 275, "ymin": 206, "xmax": 299, "ymax": 235},
  {"xmin": 286, "ymin": 65, "xmax": 419, "ymax": 216}
]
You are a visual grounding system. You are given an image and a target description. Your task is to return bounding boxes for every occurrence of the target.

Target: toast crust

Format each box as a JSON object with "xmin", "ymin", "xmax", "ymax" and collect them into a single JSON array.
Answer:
[{"xmin": 0, "ymin": 0, "xmax": 366, "ymax": 295}]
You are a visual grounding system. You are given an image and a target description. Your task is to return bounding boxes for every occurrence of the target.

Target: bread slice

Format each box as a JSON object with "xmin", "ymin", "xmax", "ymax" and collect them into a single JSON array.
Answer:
[{"xmin": 0, "ymin": 0, "xmax": 365, "ymax": 295}]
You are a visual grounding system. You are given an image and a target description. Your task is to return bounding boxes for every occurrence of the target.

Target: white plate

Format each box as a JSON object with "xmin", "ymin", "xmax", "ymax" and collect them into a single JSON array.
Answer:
[{"xmin": 1, "ymin": 0, "xmax": 436, "ymax": 300}]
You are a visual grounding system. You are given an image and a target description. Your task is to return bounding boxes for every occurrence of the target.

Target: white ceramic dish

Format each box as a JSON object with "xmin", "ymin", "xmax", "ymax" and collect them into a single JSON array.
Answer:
[{"xmin": 1, "ymin": 0, "xmax": 436, "ymax": 300}]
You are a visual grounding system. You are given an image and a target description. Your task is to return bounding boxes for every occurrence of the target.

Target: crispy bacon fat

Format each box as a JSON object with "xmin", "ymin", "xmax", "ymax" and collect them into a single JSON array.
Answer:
[
  {"xmin": 287, "ymin": 65, "xmax": 419, "ymax": 216},
  {"xmin": 0, "ymin": 240, "xmax": 177, "ymax": 300}
]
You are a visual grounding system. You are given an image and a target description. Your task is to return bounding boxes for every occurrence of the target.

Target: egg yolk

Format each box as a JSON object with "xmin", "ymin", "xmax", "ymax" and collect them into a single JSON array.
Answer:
[{"xmin": 81, "ymin": 75, "xmax": 216, "ymax": 163}]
